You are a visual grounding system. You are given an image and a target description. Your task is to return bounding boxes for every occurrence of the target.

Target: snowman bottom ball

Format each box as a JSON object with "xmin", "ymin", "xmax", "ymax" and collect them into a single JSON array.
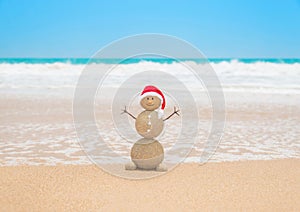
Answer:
[
  {"xmin": 131, "ymin": 138, "xmax": 164, "ymax": 170},
  {"xmin": 135, "ymin": 110, "xmax": 164, "ymax": 139}
]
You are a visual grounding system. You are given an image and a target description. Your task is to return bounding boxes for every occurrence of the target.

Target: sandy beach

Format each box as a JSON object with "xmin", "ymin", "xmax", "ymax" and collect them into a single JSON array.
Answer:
[
  {"xmin": 1, "ymin": 61, "xmax": 300, "ymax": 210},
  {"xmin": 1, "ymin": 159, "xmax": 299, "ymax": 211},
  {"xmin": 1, "ymin": 89, "xmax": 300, "ymax": 211}
]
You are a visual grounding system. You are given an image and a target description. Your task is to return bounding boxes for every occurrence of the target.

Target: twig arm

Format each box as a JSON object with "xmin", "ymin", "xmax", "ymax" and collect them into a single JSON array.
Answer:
[
  {"xmin": 121, "ymin": 106, "xmax": 136, "ymax": 120},
  {"xmin": 163, "ymin": 106, "xmax": 180, "ymax": 121}
]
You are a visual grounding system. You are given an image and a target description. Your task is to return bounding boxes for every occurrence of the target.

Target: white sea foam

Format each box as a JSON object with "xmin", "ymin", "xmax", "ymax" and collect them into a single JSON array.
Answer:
[{"xmin": 0, "ymin": 61, "xmax": 300, "ymax": 94}]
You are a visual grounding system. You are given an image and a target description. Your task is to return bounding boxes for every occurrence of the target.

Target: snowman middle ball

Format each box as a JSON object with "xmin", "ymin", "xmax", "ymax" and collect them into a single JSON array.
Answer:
[{"xmin": 135, "ymin": 110, "xmax": 164, "ymax": 138}]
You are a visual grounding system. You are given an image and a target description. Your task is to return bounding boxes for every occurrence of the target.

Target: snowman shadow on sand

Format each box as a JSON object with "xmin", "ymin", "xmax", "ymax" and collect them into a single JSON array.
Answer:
[{"xmin": 122, "ymin": 85, "xmax": 179, "ymax": 172}]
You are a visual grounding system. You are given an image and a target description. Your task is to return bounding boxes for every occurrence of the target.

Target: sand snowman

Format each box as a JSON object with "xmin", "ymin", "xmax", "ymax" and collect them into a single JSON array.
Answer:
[{"xmin": 122, "ymin": 85, "xmax": 179, "ymax": 172}]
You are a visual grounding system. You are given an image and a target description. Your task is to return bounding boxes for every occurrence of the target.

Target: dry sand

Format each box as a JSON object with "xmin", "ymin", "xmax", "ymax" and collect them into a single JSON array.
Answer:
[{"xmin": 1, "ymin": 159, "xmax": 299, "ymax": 211}]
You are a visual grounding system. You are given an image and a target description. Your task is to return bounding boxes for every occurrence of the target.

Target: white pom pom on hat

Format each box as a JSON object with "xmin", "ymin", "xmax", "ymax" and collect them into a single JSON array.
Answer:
[{"xmin": 139, "ymin": 85, "xmax": 165, "ymax": 119}]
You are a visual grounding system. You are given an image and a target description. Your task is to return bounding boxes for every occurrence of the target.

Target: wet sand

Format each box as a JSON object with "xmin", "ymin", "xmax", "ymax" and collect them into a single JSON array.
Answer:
[
  {"xmin": 1, "ymin": 93, "xmax": 299, "ymax": 165},
  {"xmin": 1, "ymin": 159, "xmax": 299, "ymax": 211}
]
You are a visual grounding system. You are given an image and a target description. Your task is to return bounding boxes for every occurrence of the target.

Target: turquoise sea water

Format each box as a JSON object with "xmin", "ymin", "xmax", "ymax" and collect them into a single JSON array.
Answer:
[{"xmin": 0, "ymin": 58, "xmax": 300, "ymax": 64}]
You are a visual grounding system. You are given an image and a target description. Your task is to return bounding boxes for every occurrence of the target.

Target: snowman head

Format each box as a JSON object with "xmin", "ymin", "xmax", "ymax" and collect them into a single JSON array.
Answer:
[
  {"xmin": 139, "ymin": 85, "xmax": 165, "ymax": 118},
  {"xmin": 140, "ymin": 95, "xmax": 161, "ymax": 111}
]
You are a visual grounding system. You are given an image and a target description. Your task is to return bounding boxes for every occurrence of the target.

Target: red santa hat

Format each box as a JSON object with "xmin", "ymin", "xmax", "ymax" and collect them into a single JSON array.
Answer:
[{"xmin": 139, "ymin": 85, "xmax": 165, "ymax": 119}]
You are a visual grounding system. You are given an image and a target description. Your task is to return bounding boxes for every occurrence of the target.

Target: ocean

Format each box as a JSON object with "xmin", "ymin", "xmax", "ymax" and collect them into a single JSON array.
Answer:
[{"xmin": 0, "ymin": 58, "xmax": 299, "ymax": 166}]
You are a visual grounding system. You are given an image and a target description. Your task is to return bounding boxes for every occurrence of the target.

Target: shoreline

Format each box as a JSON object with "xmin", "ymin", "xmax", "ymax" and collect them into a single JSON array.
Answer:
[
  {"xmin": 1, "ymin": 159, "xmax": 299, "ymax": 211},
  {"xmin": 1, "ymin": 93, "xmax": 299, "ymax": 166}
]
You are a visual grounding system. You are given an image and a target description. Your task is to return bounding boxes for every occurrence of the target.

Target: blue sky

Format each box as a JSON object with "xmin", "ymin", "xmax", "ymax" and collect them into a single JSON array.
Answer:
[{"xmin": 0, "ymin": 0, "xmax": 299, "ymax": 58}]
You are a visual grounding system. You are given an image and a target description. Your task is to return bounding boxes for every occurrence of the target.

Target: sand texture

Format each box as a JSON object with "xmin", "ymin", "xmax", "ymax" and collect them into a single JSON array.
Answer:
[{"xmin": 1, "ymin": 159, "xmax": 300, "ymax": 211}]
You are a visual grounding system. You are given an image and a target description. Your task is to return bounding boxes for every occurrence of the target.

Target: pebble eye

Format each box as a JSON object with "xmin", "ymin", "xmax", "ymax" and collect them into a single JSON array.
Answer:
[
  {"xmin": 147, "ymin": 97, "xmax": 149, "ymax": 100},
  {"xmin": 151, "ymin": 97, "xmax": 154, "ymax": 100}
]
